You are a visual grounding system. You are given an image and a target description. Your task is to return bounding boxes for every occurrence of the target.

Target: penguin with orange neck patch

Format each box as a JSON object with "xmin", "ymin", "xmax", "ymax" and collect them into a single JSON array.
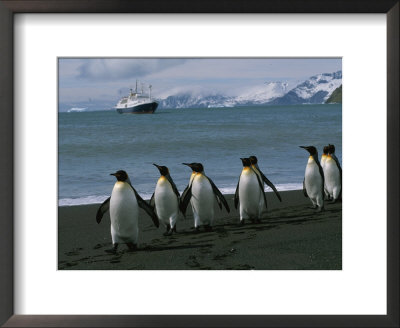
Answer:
[
  {"xmin": 96, "ymin": 170, "xmax": 159, "ymax": 253},
  {"xmin": 234, "ymin": 157, "xmax": 268, "ymax": 224},
  {"xmin": 300, "ymin": 146, "xmax": 325, "ymax": 212},
  {"xmin": 181, "ymin": 162, "xmax": 230, "ymax": 232},
  {"xmin": 150, "ymin": 164, "xmax": 180, "ymax": 236}
]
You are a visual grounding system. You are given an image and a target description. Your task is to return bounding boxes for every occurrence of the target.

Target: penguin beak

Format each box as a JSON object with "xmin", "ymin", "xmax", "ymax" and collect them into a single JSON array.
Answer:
[
  {"xmin": 110, "ymin": 173, "xmax": 116, "ymax": 176},
  {"xmin": 299, "ymin": 146, "xmax": 309, "ymax": 151},
  {"xmin": 299, "ymin": 146, "xmax": 313, "ymax": 155},
  {"xmin": 182, "ymin": 163, "xmax": 192, "ymax": 168},
  {"xmin": 153, "ymin": 163, "xmax": 161, "ymax": 169}
]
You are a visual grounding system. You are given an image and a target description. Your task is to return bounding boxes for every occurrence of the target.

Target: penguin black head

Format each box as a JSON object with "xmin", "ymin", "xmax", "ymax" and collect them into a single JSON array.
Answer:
[
  {"xmin": 299, "ymin": 146, "xmax": 318, "ymax": 156},
  {"xmin": 249, "ymin": 156, "xmax": 258, "ymax": 165},
  {"xmin": 328, "ymin": 144, "xmax": 336, "ymax": 154},
  {"xmin": 110, "ymin": 170, "xmax": 129, "ymax": 182},
  {"xmin": 323, "ymin": 146, "xmax": 329, "ymax": 155},
  {"xmin": 240, "ymin": 158, "xmax": 251, "ymax": 167},
  {"xmin": 182, "ymin": 162, "xmax": 204, "ymax": 173},
  {"xmin": 153, "ymin": 163, "xmax": 169, "ymax": 176}
]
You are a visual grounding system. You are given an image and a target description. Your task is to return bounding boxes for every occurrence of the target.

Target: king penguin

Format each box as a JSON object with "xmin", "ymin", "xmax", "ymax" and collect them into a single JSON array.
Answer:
[
  {"xmin": 323, "ymin": 144, "xmax": 342, "ymax": 203},
  {"xmin": 96, "ymin": 170, "xmax": 159, "ymax": 253},
  {"xmin": 150, "ymin": 164, "xmax": 180, "ymax": 236},
  {"xmin": 300, "ymin": 146, "xmax": 325, "ymax": 212},
  {"xmin": 321, "ymin": 145, "xmax": 330, "ymax": 200},
  {"xmin": 181, "ymin": 163, "xmax": 230, "ymax": 232},
  {"xmin": 234, "ymin": 158, "xmax": 267, "ymax": 225}
]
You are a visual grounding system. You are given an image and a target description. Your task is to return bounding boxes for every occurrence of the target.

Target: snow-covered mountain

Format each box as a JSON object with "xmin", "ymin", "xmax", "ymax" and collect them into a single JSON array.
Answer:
[
  {"xmin": 233, "ymin": 82, "xmax": 290, "ymax": 105},
  {"xmin": 58, "ymin": 70, "xmax": 342, "ymax": 112},
  {"xmin": 158, "ymin": 81, "xmax": 291, "ymax": 109},
  {"xmin": 159, "ymin": 93, "xmax": 235, "ymax": 109},
  {"xmin": 268, "ymin": 71, "xmax": 342, "ymax": 105},
  {"xmin": 157, "ymin": 71, "xmax": 342, "ymax": 109}
]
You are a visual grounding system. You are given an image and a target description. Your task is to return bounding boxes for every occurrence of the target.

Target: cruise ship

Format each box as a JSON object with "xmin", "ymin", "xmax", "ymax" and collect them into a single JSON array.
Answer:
[{"xmin": 115, "ymin": 82, "xmax": 158, "ymax": 114}]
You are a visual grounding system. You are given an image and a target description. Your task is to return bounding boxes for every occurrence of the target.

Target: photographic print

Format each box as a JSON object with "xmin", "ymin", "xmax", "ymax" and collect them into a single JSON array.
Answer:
[{"xmin": 58, "ymin": 58, "xmax": 342, "ymax": 270}]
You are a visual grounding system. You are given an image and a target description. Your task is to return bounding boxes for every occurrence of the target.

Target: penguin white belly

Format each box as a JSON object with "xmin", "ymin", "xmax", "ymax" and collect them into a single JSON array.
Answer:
[
  {"xmin": 324, "ymin": 158, "xmax": 341, "ymax": 199},
  {"xmin": 238, "ymin": 169, "xmax": 261, "ymax": 220},
  {"xmin": 305, "ymin": 160, "xmax": 323, "ymax": 207},
  {"xmin": 190, "ymin": 174, "xmax": 214, "ymax": 227},
  {"xmin": 110, "ymin": 181, "xmax": 139, "ymax": 244},
  {"xmin": 154, "ymin": 177, "xmax": 179, "ymax": 228}
]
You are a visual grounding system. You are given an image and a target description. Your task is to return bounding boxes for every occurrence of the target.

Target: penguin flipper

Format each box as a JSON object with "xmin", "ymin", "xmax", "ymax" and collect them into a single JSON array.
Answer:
[
  {"xmin": 180, "ymin": 184, "xmax": 192, "ymax": 215},
  {"xmin": 96, "ymin": 196, "xmax": 110, "ymax": 224},
  {"xmin": 259, "ymin": 170, "xmax": 282, "ymax": 202},
  {"xmin": 303, "ymin": 178, "xmax": 308, "ymax": 197},
  {"xmin": 207, "ymin": 177, "xmax": 230, "ymax": 213},
  {"xmin": 150, "ymin": 192, "xmax": 155, "ymax": 208},
  {"xmin": 316, "ymin": 160, "xmax": 325, "ymax": 200},
  {"xmin": 234, "ymin": 176, "xmax": 240, "ymax": 209},
  {"xmin": 166, "ymin": 174, "xmax": 181, "ymax": 198},
  {"xmin": 254, "ymin": 172, "xmax": 268, "ymax": 209},
  {"xmin": 331, "ymin": 154, "xmax": 342, "ymax": 173},
  {"xmin": 129, "ymin": 185, "xmax": 159, "ymax": 228},
  {"xmin": 331, "ymin": 154, "xmax": 342, "ymax": 199}
]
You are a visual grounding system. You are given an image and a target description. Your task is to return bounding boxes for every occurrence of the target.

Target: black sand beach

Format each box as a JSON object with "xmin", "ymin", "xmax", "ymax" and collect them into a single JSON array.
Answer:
[{"xmin": 58, "ymin": 190, "xmax": 342, "ymax": 270}]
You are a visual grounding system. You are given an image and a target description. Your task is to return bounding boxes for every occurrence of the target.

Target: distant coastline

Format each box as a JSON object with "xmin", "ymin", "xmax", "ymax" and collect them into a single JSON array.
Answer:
[{"xmin": 59, "ymin": 70, "xmax": 342, "ymax": 112}]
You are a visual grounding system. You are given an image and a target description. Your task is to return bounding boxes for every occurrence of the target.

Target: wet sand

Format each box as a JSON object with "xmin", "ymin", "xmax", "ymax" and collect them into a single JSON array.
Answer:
[{"xmin": 58, "ymin": 190, "xmax": 342, "ymax": 270}]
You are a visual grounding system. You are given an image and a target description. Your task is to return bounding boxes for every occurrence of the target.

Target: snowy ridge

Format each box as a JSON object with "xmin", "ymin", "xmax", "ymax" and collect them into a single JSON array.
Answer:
[
  {"xmin": 157, "ymin": 71, "xmax": 342, "ymax": 109},
  {"xmin": 268, "ymin": 71, "xmax": 342, "ymax": 105},
  {"xmin": 293, "ymin": 71, "xmax": 342, "ymax": 100},
  {"xmin": 59, "ymin": 70, "xmax": 342, "ymax": 111}
]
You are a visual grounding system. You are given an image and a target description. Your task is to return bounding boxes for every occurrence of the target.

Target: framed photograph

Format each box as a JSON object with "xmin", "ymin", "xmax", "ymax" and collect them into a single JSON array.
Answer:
[
  {"xmin": 58, "ymin": 57, "xmax": 343, "ymax": 270},
  {"xmin": 1, "ymin": 1, "xmax": 398, "ymax": 327}
]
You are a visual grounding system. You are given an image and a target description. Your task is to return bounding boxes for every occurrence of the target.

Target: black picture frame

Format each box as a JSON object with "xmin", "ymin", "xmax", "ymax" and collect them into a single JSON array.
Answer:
[{"xmin": 0, "ymin": 1, "xmax": 398, "ymax": 327}]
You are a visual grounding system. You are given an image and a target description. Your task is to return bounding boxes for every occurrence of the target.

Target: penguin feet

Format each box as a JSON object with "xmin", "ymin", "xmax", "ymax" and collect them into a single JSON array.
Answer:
[
  {"xmin": 238, "ymin": 220, "xmax": 245, "ymax": 226},
  {"xmin": 194, "ymin": 226, "xmax": 201, "ymax": 233},
  {"xmin": 163, "ymin": 230, "xmax": 173, "ymax": 236},
  {"xmin": 105, "ymin": 243, "xmax": 118, "ymax": 254},
  {"xmin": 126, "ymin": 243, "xmax": 137, "ymax": 252},
  {"xmin": 255, "ymin": 218, "xmax": 262, "ymax": 224},
  {"xmin": 172, "ymin": 225, "xmax": 177, "ymax": 233},
  {"xmin": 204, "ymin": 224, "xmax": 213, "ymax": 232},
  {"xmin": 330, "ymin": 199, "xmax": 337, "ymax": 204},
  {"xmin": 316, "ymin": 206, "xmax": 324, "ymax": 212},
  {"xmin": 163, "ymin": 224, "xmax": 173, "ymax": 236},
  {"xmin": 308, "ymin": 205, "xmax": 317, "ymax": 209}
]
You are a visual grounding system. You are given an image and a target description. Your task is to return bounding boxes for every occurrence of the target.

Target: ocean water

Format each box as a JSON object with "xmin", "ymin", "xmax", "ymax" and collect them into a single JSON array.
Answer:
[{"xmin": 59, "ymin": 104, "xmax": 342, "ymax": 206}]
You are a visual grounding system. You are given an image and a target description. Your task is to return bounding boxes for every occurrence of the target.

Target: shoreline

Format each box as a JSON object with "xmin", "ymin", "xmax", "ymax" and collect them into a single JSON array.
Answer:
[
  {"xmin": 58, "ymin": 190, "xmax": 342, "ymax": 270},
  {"xmin": 58, "ymin": 184, "xmax": 304, "ymax": 207}
]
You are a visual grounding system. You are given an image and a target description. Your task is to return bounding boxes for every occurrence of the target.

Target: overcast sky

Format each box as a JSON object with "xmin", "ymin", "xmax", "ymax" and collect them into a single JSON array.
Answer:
[{"xmin": 58, "ymin": 58, "xmax": 341, "ymax": 104}]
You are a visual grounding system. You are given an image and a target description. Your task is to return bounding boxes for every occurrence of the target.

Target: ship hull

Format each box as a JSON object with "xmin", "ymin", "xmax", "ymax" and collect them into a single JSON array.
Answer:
[{"xmin": 116, "ymin": 102, "xmax": 158, "ymax": 114}]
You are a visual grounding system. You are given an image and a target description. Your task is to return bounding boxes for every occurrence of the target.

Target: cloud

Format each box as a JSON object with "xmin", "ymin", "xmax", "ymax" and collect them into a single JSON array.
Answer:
[{"xmin": 77, "ymin": 58, "xmax": 187, "ymax": 80}]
